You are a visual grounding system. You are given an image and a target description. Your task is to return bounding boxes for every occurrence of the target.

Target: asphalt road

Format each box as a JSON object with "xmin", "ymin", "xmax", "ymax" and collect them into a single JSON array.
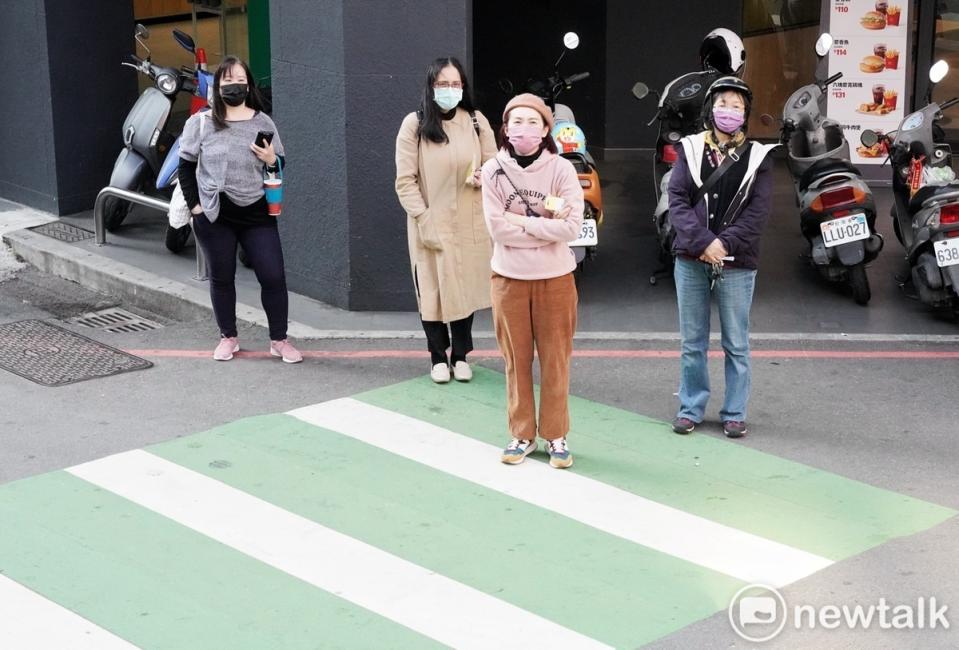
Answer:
[{"xmin": 0, "ymin": 267, "xmax": 956, "ymax": 648}]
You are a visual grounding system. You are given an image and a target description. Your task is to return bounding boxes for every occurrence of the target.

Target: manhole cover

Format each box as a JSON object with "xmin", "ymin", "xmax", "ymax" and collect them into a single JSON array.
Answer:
[
  {"xmin": 0, "ymin": 320, "xmax": 152, "ymax": 387},
  {"xmin": 29, "ymin": 222, "xmax": 95, "ymax": 243},
  {"xmin": 70, "ymin": 308, "xmax": 163, "ymax": 334}
]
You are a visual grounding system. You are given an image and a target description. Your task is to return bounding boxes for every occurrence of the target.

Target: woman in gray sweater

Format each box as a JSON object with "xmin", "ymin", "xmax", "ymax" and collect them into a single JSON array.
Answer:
[{"xmin": 178, "ymin": 57, "xmax": 301, "ymax": 363}]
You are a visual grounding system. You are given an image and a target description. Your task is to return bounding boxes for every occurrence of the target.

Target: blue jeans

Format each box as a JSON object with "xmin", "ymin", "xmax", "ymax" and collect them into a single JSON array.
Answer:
[{"xmin": 674, "ymin": 256, "xmax": 757, "ymax": 423}]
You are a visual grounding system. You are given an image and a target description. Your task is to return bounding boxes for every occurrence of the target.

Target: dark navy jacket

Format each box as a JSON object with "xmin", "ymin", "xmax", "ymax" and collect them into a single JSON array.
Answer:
[{"xmin": 667, "ymin": 132, "xmax": 777, "ymax": 270}]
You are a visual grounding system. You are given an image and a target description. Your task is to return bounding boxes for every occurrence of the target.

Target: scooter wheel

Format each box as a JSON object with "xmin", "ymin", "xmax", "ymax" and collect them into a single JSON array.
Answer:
[
  {"xmin": 849, "ymin": 263, "xmax": 871, "ymax": 306},
  {"xmin": 165, "ymin": 223, "xmax": 192, "ymax": 253},
  {"xmin": 103, "ymin": 196, "xmax": 132, "ymax": 232}
]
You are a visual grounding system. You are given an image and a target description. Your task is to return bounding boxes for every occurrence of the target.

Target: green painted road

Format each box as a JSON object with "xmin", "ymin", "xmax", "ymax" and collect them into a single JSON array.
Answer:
[{"xmin": 0, "ymin": 368, "xmax": 954, "ymax": 649}]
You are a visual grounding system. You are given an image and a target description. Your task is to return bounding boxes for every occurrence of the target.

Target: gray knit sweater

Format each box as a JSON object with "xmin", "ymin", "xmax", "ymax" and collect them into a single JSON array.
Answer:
[{"xmin": 178, "ymin": 111, "xmax": 285, "ymax": 222}]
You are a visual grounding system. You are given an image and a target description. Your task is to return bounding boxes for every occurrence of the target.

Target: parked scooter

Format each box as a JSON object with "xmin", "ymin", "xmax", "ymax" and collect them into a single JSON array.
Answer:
[
  {"xmin": 105, "ymin": 24, "xmax": 212, "ymax": 253},
  {"xmin": 780, "ymin": 33, "xmax": 881, "ymax": 305},
  {"xmin": 502, "ymin": 32, "xmax": 603, "ymax": 267},
  {"xmin": 861, "ymin": 61, "xmax": 959, "ymax": 316},
  {"xmin": 632, "ymin": 28, "xmax": 746, "ymax": 284}
]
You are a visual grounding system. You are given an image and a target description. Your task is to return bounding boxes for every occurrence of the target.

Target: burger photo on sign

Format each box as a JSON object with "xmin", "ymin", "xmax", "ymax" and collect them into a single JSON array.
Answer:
[
  {"xmin": 860, "ymin": 11, "xmax": 886, "ymax": 30},
  {"xmin": 860, "ymin": 55, "xmax": 885, "ymax": 73}
]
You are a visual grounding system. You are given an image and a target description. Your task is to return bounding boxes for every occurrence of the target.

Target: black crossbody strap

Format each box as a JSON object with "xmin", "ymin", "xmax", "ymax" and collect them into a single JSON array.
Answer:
[
  {"xmin": 494, "ymin": 160, "xmax": 537, "ymax": 215},
  {"xmin": 691, "ymin": 147, "xmax": 742, "ymax": 206},
  {"xmin": 415, "ymin": 109, "xmax": 481, "ymax": 141}
]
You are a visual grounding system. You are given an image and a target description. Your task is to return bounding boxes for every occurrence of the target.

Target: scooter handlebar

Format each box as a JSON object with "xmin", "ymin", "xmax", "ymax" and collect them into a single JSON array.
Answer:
[
  {"xmin": 565, "ymin": 72, "xmax": 590, "ymax": 85},
  {"xmin": 822, "ymin": 72, "xmax": 843, "ymax": 88},
  {"xmin": 940, "ymin": 97, "xmax": 959, "ymax": 111}
]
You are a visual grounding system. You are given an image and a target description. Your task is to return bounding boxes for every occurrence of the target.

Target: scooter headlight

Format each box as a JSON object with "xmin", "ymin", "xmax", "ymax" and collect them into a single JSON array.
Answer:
[
  {"xmin": 666, "ymin": 131, "xmax": 682, "ymax": 143},
  {"xmin": 157, "ymin": 73, "xmax": 178, "ymax": 95}
]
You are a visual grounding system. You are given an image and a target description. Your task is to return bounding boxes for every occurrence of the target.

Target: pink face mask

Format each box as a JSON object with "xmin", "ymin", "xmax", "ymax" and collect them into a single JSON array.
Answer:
[{"xmin": 507, "ymin": 123, "xmax": 544, "ymax": 155}]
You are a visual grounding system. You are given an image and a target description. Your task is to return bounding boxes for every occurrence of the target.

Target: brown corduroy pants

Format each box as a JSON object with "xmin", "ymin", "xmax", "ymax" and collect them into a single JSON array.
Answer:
[{"xmin": 491, "ymin": 272, "xmax": 578, "ymax": 441}]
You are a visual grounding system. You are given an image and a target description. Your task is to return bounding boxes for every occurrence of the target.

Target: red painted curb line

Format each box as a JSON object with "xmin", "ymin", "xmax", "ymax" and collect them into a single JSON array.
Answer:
[{"xmin": 125, "ymin": 349, "xmax": 959, "ymax": 360}]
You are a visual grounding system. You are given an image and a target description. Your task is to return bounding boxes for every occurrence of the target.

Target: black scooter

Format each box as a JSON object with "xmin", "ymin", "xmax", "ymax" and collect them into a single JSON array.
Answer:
[
  {"xmin": 862, "ymin": 61, "xmax": 959, "ymax": 316},
  {"xmin": 780, "ymin": 34, "xmax": 881, "ymax": 305},
  {"xmin": 632, "ymin": 69, "xmax": 723, "ymax": 284}
]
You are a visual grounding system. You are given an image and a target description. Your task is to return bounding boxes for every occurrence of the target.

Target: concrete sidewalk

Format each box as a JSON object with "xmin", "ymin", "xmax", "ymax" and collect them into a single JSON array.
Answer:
[
  {"xmin": 0, "ymin": 197, "xmax": 438, "ymax": 340},
  {"xmin": 3, "ymin": 158, "xmax": 959, "ymax": 342}
]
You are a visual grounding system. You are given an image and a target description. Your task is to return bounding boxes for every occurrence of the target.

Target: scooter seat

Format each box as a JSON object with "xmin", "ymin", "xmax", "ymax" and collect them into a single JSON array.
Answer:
[
  {"xmin": 908, "ymin": 183, "xmax": 959, "ymax": 215},
  {"xmin": 798, "ymin": 158, "xmax": 860, "ymax": 192}
]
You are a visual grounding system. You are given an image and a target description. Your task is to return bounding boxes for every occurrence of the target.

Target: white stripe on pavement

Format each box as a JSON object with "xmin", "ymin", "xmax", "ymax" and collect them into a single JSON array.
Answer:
[
  {"xmin": 0, "ymin": 574, "xmax": 140, "ymax": 650},
  {"xmin": 66, "ymin": 450, "xmax": 611, "ymax": 650},
  {"xmin": 289, "ymin": 399, "xmax": 834, "ymax": 587}
]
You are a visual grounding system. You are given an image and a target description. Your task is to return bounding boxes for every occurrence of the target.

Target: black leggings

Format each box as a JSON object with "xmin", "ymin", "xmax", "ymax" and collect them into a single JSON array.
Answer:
[
  {"xmin": 192, "ymin": 213, "xmax": 289, "ymax": 341},
  {"xmin": 422, "ymin": 313, "xmax": 475, "ymax": 365}
]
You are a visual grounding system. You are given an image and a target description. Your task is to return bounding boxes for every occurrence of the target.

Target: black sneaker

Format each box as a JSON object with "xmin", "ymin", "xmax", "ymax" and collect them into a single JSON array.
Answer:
[
  {"xmin": 723, "ymin": 421, "xmax": 748, "ymax": 438},
  {"xmin": 672, "ymin": 417, "xmax": 698, "ymax": 435}
]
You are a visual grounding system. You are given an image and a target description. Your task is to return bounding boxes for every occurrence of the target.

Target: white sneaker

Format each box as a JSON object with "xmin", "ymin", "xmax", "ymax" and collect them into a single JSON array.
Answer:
[
  {"xmin": 430, "ymin": 363, "xmax": 451, "ymax": 384},
  {"xmin": 547, "ymin": 437, "xmax": 573, "ymax": 469},
  {"xmin": 452, "ymin": 361, "xmax": 472, "ymax": 382},
  {"xmin": 501, "ymin": 438, "xmax": 537, "ymax": 465}
]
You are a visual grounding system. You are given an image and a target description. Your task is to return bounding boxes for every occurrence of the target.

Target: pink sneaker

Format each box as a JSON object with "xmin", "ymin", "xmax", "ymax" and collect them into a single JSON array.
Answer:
[
  {"xmin": 213, "ymin": 336, "xmax": 239, "ymax": 361},
  {"xmin": 270, "ymin": 339, "xmax": 303, "ymax": 364}
]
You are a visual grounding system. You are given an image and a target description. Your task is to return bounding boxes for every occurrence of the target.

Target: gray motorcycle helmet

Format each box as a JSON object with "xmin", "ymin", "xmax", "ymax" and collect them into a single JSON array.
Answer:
[{"xmin": 702, "ymin": 76, "xmax": 753, "ymax": 132}]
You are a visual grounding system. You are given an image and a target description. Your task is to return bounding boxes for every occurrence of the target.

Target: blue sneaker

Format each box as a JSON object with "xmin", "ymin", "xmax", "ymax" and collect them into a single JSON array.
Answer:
[
  {"xmin": 501, "ymin": 438, "xmax": 537, "ymax": 465},
  {"xmin": 672, "ymin": 417, "xmax": 698, "ymax": 435},
  {"xmin": 547, "ymin": 437, "xmax": 573, "ymax": 469},
  {"xmin": 723, "ymin": 421, "xmax": 748, "ymax": 438}
]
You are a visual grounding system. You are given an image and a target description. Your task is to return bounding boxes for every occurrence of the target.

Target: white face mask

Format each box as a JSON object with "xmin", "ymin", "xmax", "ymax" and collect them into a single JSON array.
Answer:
[{"xmin": 433, "ymin": 87, "xmax": 463, "ymax": 112}]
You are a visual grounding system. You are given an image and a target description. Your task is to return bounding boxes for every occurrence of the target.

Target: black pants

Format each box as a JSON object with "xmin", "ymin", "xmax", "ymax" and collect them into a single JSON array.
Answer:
[
  {"xmin": 192, "ymin": 213, "xmax": 289, "ymax": 341},
  {"xmin": 422, "ymin": 313, "xmax": 474, "ymax": 365}
]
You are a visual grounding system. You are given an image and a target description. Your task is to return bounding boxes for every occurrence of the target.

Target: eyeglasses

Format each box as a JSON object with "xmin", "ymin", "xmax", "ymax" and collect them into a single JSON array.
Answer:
[{"xmin": 433, "ymin": 81, "xmax": 463, "ymax": 89}]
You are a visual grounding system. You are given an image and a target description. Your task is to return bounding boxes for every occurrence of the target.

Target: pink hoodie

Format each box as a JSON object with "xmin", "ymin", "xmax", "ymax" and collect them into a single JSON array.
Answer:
[{"xmin": 481, "ymin": 149, "xmax": 584, "ymax": 280}]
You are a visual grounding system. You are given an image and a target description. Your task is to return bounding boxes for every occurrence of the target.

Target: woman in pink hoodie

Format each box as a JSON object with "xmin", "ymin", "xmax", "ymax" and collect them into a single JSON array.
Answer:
[{"xmin": 481, "ymin": 93, "xmax": 584, "ymax": 469}]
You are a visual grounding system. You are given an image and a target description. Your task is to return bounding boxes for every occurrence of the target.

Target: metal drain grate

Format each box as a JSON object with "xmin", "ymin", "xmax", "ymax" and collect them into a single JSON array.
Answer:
[
  {"xmin": 29, "ymin": 222, "xmax": 95, "ymax": 243},
  {"xmin": 70, "ymin": 308, "xmax": 163, "ymax": 334},
  {"xmin": 0, "ymin": 319, "xmax": 152, "ymax": 387}
]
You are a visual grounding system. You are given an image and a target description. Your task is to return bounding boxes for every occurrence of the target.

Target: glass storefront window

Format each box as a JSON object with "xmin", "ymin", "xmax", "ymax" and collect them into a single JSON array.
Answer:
[
  {"xmin": 741, "ymin": 0, "xmax": 824, "ymax": 139},
  {"xmin": 934, "ymin": 0, "xmax": 959, "ymax": 141}
]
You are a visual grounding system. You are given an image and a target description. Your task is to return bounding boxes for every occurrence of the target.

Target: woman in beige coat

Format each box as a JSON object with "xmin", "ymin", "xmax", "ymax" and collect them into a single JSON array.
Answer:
[{"xmin": 395, "ymin": 57, "xmax": 497, "ymax": 384}]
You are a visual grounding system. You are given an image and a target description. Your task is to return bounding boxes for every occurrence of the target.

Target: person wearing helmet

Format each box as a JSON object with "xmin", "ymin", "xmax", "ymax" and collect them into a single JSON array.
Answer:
[
  {"xmin": 666, "ymin": 76, "xmax": 778, "ymax": 439},
  {"xmin": 700, "ymin": 28, "xmax": 746, "ymax": 75}
]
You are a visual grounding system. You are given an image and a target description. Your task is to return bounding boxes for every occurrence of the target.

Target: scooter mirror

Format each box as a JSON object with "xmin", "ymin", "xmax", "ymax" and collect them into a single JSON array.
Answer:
[
  {"xmin": 172, "ymin": 28, "xmax": 195, "ymax": 53},
  {"xmin": 760, "ymin": 113, "xmax": 775, "ymax": 126},
  {"xmin": 497, "ymin": 78, "xmax": 514, "ymax": 95},
  {"xmin": 135, "ymin": 24, "xmax": 150, "ymax": 40},
  {"xmin": 930, "ymin": 60, "xmax": 950, "ymax": 84},
  {"xmin": 815, "ymin": 33, "xmax": 833, "ymax": 57},
  {"xmin": 860, "ymin": 129, "xmax": 879, "ymax": 147},
  {"xmin": 632, "ymin": 82, "xmax": 650, "ymax": 100},
  {"xmin": 563, "ymin": 32, "xmax": 580, "ymax": 50}
]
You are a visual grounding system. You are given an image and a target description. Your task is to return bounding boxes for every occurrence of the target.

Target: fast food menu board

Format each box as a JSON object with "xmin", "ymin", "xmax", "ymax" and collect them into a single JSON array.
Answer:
[{"xmin": 827, "ymin": 0, "xmax": 909, "ymax": 164}]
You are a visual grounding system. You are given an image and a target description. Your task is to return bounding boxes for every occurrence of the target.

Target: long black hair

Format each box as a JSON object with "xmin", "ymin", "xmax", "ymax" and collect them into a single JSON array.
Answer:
[
  {"xmin": 211, "ymin": 56, "xmax": 267, "ymax": 130},
  {"xmin": 417, "ymin": 56, "xmax": 476, "ymax": 144}
]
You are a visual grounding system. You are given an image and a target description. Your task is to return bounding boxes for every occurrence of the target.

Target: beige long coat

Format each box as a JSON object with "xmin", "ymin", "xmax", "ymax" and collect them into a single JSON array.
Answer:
[{"xmin": 395, "ymin": 108, "xmax": 498, "ymax": 322}]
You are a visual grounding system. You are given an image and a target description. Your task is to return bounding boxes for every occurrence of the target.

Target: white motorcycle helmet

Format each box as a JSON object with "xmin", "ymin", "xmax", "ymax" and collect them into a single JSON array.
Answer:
[{"xmin": 700, "ymin": 28, "xmax": 746, "ymax": 76}]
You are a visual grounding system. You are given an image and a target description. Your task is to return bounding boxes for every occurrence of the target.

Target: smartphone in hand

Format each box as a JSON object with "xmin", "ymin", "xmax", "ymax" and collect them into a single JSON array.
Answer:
[{"xmin": 254, "ymin": 131, "xmax": 274, "ymax": 148}]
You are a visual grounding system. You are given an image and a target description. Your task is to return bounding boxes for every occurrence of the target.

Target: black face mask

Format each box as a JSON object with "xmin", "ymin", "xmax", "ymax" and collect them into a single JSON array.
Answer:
[{"xmin": 220, "ymin": 83, "xmax": 249, "ymax": 107}]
